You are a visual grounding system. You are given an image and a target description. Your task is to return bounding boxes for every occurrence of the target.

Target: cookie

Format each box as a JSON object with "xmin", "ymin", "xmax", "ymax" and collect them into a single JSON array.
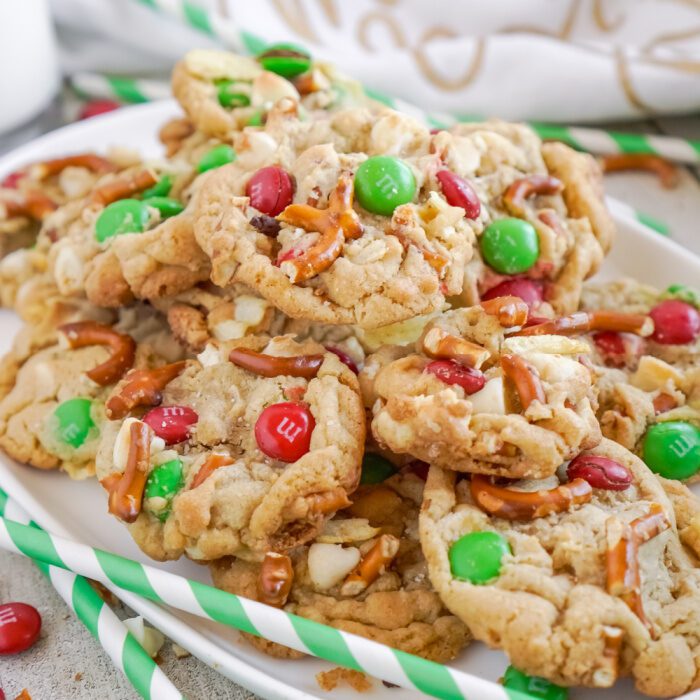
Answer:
[
  {"xmin": 0, "ymin": 306, "xmax": 180, "ymax": 479},
  {"xmin": 420, "ymin": 438, "xmax": 700, "ymax": 696},
  {"xmin": 210, "ymin": 469, "xmax": 470, "ymax": 662},
  {"xmin": 450, "ymin": 121, "xmax": 611, "ymax": 315},
  {"xmin": 367, "ymin": 300, "xmax": 601, "ymax": 479},
  {"xmin": 193, "ymin": 104, "xmax": 478, "ymax": 328},
  {"xmin": 95, "ymin": 335, "xmax": 365, "ymax": 561},
  {"xmin": 172, "ymin": 49, "xmax": 369, "ymax": 140}
]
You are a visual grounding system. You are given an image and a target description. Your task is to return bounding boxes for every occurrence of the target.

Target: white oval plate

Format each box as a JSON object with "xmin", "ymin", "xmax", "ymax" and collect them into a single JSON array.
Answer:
[{"xmin": 1, "ymin": 101, "xmax": 699, "ymax": 700}]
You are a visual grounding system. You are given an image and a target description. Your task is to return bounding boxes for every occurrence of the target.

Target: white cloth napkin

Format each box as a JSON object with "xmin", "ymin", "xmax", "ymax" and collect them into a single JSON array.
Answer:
[{"xmin": 50, "ymin": 0, "xmax": 700, "ymax": 122}]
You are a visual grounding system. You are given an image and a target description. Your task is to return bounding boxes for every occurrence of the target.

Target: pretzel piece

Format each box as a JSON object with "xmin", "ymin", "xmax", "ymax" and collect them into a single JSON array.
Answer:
[
  {"xmin": 306, "ymin": 488, "xmax": 352, "ymax": 515},
  {"xmin": 229, "ymin": 347, "xmax": 323, "ymax": 379},
  {"xmin": 89, "ymin": 169, "xmax": 158, "ymax": 207},
  {"xmin": 500, "ymin": 354, "xmax": 546, "ymax": 410},
  {"xmin": 59, "ymin": 321, "xmax": 136, "ymax": 386},
  {"xmin": 470, "ymin": 474, "xmax": 593, "ymax": 521},
  {"xmin": 106, "ymin": 361, "xmax": 188, "ymax": 420},
  {"xmin": 31, "ymin": 154, "xmax": 116, "ymax": 180},
  {"xmin": 605, "ymin": 503, "xmax": 671, "ymax": 635},
  {"xmin": 257, "ymin": 552, "xmax": 294, "ymax": 607},
  {"xmin": 189, "ymin": 453, "xmax": 235, "ymax": 490},
  {"xmin": 2, "ymin": 190, "xmax": 58, "ymax": 220},
  {"xmin": 102, "ymin": 420, "xmax": 152, "ymax": 523},
  {"xmin": 513, "ymin": 311, "xmax": 653, "ymax": 338},
  {"xmin": 503, "ymin": 175, "xmax": 563, "ymax": 218},
  {"xmin": 341, "ymin": 534, "xmax": 400, "ymax": 596},
  {"xmin": 600, "ymin": 154, "xmax": 678, "ymax": 189},
  {"xmin": 480, "ymin": 296, "xmax": 529, "ymax": 327},
  {"xmin": 421, "ymin": 327, "xmax": 490, "ymax": 369},
  {"xmin": 277, "ymin": 171, "xmax": 363, "ymax": 283}
]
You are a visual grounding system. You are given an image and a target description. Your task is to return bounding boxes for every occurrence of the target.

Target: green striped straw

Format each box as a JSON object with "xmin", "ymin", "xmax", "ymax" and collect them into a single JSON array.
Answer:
[
  {"xmin": 130, "ymin": 0, "xmax": 700, "ymax": 165},
  {"xmin": 71, "ymin": 72, "xmax": 170, "ymax": 104},
  {"xmin": 0, "ymin": 512, "xmax": 535, "ymax": 700},
  {"xmin": 0, "ymin": 491, "xmax": 184, "ymax": 700}
]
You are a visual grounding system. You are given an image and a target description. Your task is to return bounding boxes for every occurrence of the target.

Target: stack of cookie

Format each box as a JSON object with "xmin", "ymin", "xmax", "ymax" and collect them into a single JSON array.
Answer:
[{"xmin": 1, "ymin": 45, "xmax": 699, "ymax": 697}]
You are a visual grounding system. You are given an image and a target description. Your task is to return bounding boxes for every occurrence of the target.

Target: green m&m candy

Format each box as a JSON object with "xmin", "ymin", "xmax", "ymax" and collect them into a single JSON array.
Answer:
[
  {"xmin": 247, "ymin": 110, "xmax": 264, "ymax": 127},
  {"xmin": 354, "ymin": 156, "xmax": 416, "ymax": 216},
  {"xmin": 215, "ymin": 79, "xmax": 251, "ymax": 109},
  {"xmin": 643, "ymin": 421, "xmax": 700, "ymax": 480},
  {"xmin": 480, "ymin": 218, "xmax": 539, "ymax": 274},
  {"xmin": 502, "ymin": 666, "xmax": 568, "ymax": 700},
  {"xmin": 144, "ymin": 458, "xmax": 184, "ymax": 522},
  {"xmin": 360, "ymin": 453, "xmax": 396, "ymax": 485},
  {"xmin": 257, "ymin": 42, "xmax": 311, "ymax": 78},
  {"xmin": 662, "ymin": 283, "xmax": 700, "ymax": 309},
  {"xmin": 197, "ymin": 144, "xmax": 236, "ymax": 173},
  {"xmin": 141, "ymin": 174, "xmax": 173, "ymax": 199},
  {"xmin": 142, "ymin": 196, "xmax": 184, "ymax": 219},
  {"xmin": 449, "ymin": 531, "xmax": 510, "ymax": 584},
  {"xmin": 53, "ymin": 398, "xmax": 96, "ymax": 448},
  {"xmin": 95, "ymin": 199, "xmax": 150, "ymax": 242}
]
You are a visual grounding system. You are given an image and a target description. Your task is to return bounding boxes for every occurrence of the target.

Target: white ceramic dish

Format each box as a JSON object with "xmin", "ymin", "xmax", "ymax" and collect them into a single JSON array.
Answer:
[{"xmin": 1, "ymin": 101, "xmax": 699, "ymax": 700}]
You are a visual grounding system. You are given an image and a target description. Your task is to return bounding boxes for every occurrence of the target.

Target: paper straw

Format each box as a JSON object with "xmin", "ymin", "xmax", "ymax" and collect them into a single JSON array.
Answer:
[
  {"xmin": 70, "ymin": 73, "xmax": 171, "ymax": 104},
  {"xmin": 0, "ymin": 492, "xmax": 184, "ymax": 700},
  {"xmin": 130, "ymin": 0, "xmax": 700, "ymax": 165},
  {"xmin": 0, "ymin": 513, "xmax": 536, "ymax": 700}
]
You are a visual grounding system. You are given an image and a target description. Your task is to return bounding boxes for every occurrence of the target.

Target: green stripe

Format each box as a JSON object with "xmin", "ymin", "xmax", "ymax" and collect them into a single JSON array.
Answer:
[
  {"xmin": 182, "ymin": 1, "xmax": 213, "ymax": 35},
  {"xmin": 95, "ymin": 549, "xmax": 163, "ymax": 603},
  {"xmin": 72, "ymin": 575, "xmax": 104, "ymax": 637},
  {"xmin": 106, "ymin": 77, "xmax": 148, "ymax": 104},
  {"xmin": 608, "ymin": 131, "xmax": 655, "ymax": 155},
  {"xmin": 189, "ymin": 581, "xmax": 258, "ymax": 635},
  {"xmin": 0, "ymin": 489, "xmax": 7, "ymax": 516},
  {"xmin": 363, "ymin": 87, "xmax": 396, "ymax": 108},
  {"xmin": 5, "ymin": 519, "xmax": 64, "ymax": 567},
  {"xmin": 504, "ymin": 689, "xmax": 554, "ymax": 700},
  {"xmin": 122, "ymin": 633, "xmax": 157, "ymax": 700},
  {"xmin": 290, "ymin": 617, "xmax": 361, "ymax": 671},
  {"xmin": 241, "ymin": 30, "xmax": 267, "ymax": 55},
  {"xmin": 529, "ymin": 123, "xmax": 584, "ymax": 151},
  {"xmin": 394, "ymin": 650, "xmax": 463, "ymax": 700},
  {"xmin": 135, "ymin": 0, "xmax": 157, "ymax": 5},
  {"xmin": 427, "ymin": 114, "xmax": 450, "ymax": 130},
  {"xmin": 636, "ymin": 211, "xmax": 670, "ymax": 236}
]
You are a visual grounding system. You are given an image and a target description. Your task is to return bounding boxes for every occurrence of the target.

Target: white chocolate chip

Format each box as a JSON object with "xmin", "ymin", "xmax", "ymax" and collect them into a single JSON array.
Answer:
[
  {"xmin": 113, "ymin": 418, "xmax": 164, "ymax": 472},
  {"xmin": 212, "ymin": 319, "xmax": 248, "ymax": 341},
  {"xmin": 469, "ymin": 377, "xmax": 506, "ymax": 415},
  {"xmin": 54, "ymin": 245, "xmax": 85, "ymax": 295},
  {"xmin": 251, "ymin": 71, "xmax": 300, "ymax": 107},
  {"xmin": 234, "ymin": 295, "xmax": 269, "ymax": 325},
  {"xmin": 123, "ymin": 616, "xmax": 165, "ymax": 658},
  {"xmin": 308, "ymin": 543, "xmax": 360, "ymax": 590},
  {"xmin": 631, "ymin": 355, "xmax": 684, "ymax": 392},
  {"xmin": 502, "ymin": 335, "xmax": 590, "ymax": 356},
  {"xmin": 197, "ymin": 343, "xmax": 223, "ymax": 367}
]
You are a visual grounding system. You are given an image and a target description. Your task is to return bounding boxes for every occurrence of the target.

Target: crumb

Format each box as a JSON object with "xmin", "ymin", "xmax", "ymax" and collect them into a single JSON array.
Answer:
[
  {"xmin": 316, "ymin": 668, "xmax": 372, "ymax": 693},
  {"xmin": 154, "ymin": 653, "xmax": 164, "ymax": 666},
  {"xmin": 14, "ymin": 690, "xmax": 32, "ymax": 700},
  {"xmin": 74, "ymin": 672, "xmax": 83, "ymax": 681},
  {"xmin": 382, "ymin": 680, "xmax": 399, "ymax": 688},
  {"xmin": 88, "ymin": 580, "xmax": 119, "ymax": 606},
  {"xmin": 171, "ymin": 642, "xmax": 191, "ymax": 659}
]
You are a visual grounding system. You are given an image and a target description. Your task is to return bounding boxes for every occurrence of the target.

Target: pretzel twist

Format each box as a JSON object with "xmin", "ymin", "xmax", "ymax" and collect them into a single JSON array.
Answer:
[
  {"xmin": 471, "ymin": 474, "xmax": 593, "ymax": 520},
  {"xmin": 106, "ymin": 361, "xmax": 188, "ymax": 420},
  {"xmin": 277, "ymin": 171, "xmax": 363, "ymax": 283},
  {"xmin": 59, "ymin": 321, "xmax": 136, "ymax": 386},
  {"xmin": 341, "ymin": 534, "xmax": 400, "ymax": 596},
  {"xmin": 600, "ymin": 154, "xmax": 678, "ymax": 189},
  {"xmin": 500, "ymin": 354, "xmax": 546, "ymax": 410},
  {"xmin": 89, "ymin": 169, "xmax": 158, "ymax": 207},
  {"xmin": 31, "ymin": 154, "xmax": 116, "ymax": 180},
  {"xmin": 229, "ymin": 347, "xmax": 323, "ymax": 379},
  {"xmin": 503, "ymin": 174, "xmax": 563, "ymax": 218},
  {"xmin": 258, "ymin": 552, "xmax": 294, "ymax": 607},
  {"xmin": 513, "ymin": 310, "xmax": 653, "ymax": 338}
]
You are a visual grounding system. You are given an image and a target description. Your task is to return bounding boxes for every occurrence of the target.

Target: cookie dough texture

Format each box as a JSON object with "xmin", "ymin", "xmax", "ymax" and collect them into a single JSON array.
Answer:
[
  {"xmin": 420, "ymin": 438, "xmax": 700, "ymax": 696},
  {"xmin": 97, "ymin": 336, "xmax": 365, "ymax": 561}
]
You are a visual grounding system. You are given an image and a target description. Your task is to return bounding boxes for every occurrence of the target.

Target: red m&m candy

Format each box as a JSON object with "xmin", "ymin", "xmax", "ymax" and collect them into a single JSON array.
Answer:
[
  {"xmin": 481, "ymin": 277, "xmax": 543, "ymax": 309},
  {"xmin": 425, "ymin": 360, "xmax": 486, "ymax": 395},
  {"xmin": 78, "ymin": 99, "xmax": 120, "ymax": 120},
  {"xmin": 0, "ymin": 603, "xmax": 41, "ymax": 654},
  {"xmin": 649, "ymin": 299, "xmax": 700, "ymax": 345},
  {"xmin": 325, "ymin": 346, "xmax": 359, "ymax": 374},
  {"xmin": 255, "ymin": 402, "xmax": 315, "ymax": 462},
  {"xmin": 246, "ymin": 166, "xmax": 294, "ymax": 216},
  {"xmin": 143, "ymin": 405, "xmax": 198, "ymax": 445},
  {"xmin": 1, "ymin": 171, "xmax": 24, "ymax": 189},
  {"xmin": 436, "ymin": 170, "xmax": 481, "ymax": 219}
]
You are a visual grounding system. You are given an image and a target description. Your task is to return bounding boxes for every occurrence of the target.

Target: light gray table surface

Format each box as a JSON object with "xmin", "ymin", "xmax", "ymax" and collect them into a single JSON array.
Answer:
[{"xmin": 0, "ymin": 108, "xmax": 699, "ymax": 700}]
